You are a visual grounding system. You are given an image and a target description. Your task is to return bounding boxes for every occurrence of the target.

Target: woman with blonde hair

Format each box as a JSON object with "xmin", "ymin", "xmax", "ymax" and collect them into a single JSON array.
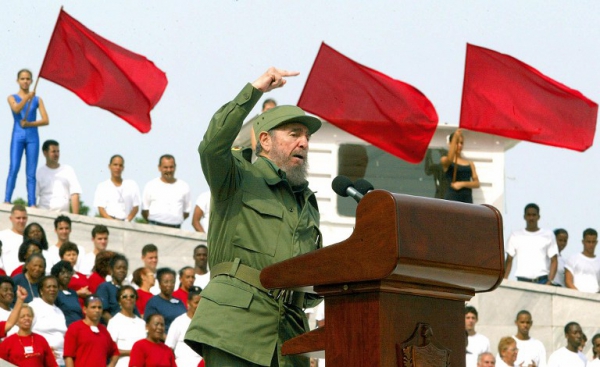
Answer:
[
  {"xmin": 441, "ymin": 129, "xmax": 480, "ymax": 203},
  {"xmin": 497, "ymin": 336, "xmax": 522, "ymax": 367}
]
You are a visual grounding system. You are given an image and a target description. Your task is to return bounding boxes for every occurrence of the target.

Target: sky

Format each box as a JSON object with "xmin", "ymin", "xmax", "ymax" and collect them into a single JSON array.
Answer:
[{"xmin": 1, "ymin": 1, "xmax": 599, "ymax": 266}]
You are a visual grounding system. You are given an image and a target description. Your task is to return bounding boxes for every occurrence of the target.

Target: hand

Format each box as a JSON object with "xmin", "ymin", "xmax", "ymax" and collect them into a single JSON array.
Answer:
[
  {"xmin": 450, "ymin": 181, "xmax": 464, "ymax": 190},
  {"xmin": 76, "ymin": 286, "xmax": 91, "ymax": 298},
  {"xmin": 20, "ymin": 119, "xmax": 28, "ymax": 128},
  {"xmin": 27, "ymin": 92, "xmax": 36, "ymax": 101},
  {"xmin": 252, "ymin": 67, "xmax": 299, "ymax": 93},
  {"xmin": 16, "ymin": 286, "xmax": 27, "ymax": 301}
]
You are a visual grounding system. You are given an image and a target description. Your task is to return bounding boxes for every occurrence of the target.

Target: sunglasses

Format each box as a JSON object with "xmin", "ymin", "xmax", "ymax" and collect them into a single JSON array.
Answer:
[{"xmin": 120, "ymin": 294, "xmax": 136, "ymax": 300}]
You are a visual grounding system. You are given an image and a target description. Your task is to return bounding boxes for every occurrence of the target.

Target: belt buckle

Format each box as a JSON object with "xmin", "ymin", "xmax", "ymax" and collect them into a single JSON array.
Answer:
[{"xmin": 269, "ymin": 289, "xmax": 284, "ymax": 301}]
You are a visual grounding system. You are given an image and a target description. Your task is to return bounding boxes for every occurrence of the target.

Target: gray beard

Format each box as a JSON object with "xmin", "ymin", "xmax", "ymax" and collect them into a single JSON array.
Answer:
[{"xmin": 270, "ymin": 150, "xmax": 308, "ymax": 186}]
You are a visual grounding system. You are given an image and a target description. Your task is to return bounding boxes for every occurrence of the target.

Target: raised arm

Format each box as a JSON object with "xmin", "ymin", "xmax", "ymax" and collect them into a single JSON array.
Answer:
[
  {"xmin": 7, "ymin": 92, "xmax": 34, "ymax": 114},
  {"xmin": 4, "ymin": 286, "xmax": 27, "ymax": 333},
  {"xmin": 441, "ymin": 129, "xmax": 462, "ymax": 171}
]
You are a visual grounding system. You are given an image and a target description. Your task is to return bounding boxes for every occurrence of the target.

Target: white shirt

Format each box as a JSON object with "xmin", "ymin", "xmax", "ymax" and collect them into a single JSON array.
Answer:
[
  {"xmin": 44, "ymin": 244, "xmax": 86, "ymax": 274},
  {"xmin": 30, "ymin": 297, "xmax": 67, "ymax": 366},
  {"xmin": 547, "ymin": 347, "xmax": 586, "ymax": 367},
  {"xmin": 589, "ymin": 358, "xmax": 600, "ymax": 367},
  {"xmin": 467, "ymin": 333, "xmax": 491, "ymax": 367},
  {"xmin": 142, "ymin": 178, "xmax": 191, "ymax": 225},
  {"xmin": 36, "ymin": 164, "xmax": 82, "ymax": 211},
  {"xmin": 94, "ymin": 179, "xmax": 141, "ymax": 220},
  {"xmin": 194, "ymin": 272, "xmax": 210, "ymax": 290},
  {"xmin": 0, "ymin": 229, "xmax": 23, "ymax": 275},
  {"xmin": 513, "ymin": 336, "xmax": 547, "ymax": 367},
  {"xmin": 165, "ymin": 313, "xmax": 202, "ymax": 366},
  {"xmin": 80, "ymin": 252, "xmax": 96, "ymax": 276},
  {"xmin": 565, "ymin": 252, "xmax": 600, "ymax": 293},
  {"xmin": 195, "ymin": 191, "xmax": 211, "ymax": 232},
  {"xmin": 506, "ymin": 228, "xmax": 559, "ymax": 279},
  {"xmin": 107, "ymin": 312, "xmax": 146, "ymax": 367},
  {"xmin": 554, "ymin": 252, "xmax": 566, "ymax": 286}
]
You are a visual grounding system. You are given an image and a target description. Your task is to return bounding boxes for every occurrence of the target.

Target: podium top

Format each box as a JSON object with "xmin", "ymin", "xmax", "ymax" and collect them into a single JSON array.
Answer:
[{"xmin": 260, "ymin": 190, "xmax": 504, "ymax": 295}]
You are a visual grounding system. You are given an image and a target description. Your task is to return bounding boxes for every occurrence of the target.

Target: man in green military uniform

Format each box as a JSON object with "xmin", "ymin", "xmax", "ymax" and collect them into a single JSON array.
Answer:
[{"xmin": 185, "ymin": 67, "xmax": 323, "ymax": 367}]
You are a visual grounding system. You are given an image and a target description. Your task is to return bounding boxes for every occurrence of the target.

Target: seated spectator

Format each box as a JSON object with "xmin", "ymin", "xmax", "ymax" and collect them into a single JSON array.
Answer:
[
  {"xmin": 80, "ymin": 225, "xmax": 109, "ymax": 276},
  {"xmin": 512, "ymin": 310, "xmax": 546, "ymax": 367},
  {"xmin": 547, "ymin": 322, "xmax": 586, "ymax": 367},
  {"xmin": 94, "ymin": 154, "xmax": 141, "ymax": 222},
  {"xmin": 107, "ymin": 285, "xmax": 146, "ymax": 367},
  {"xmin": 553, "ymin": 228, "xmax": 569, "ymax": 286},
  {"xmin": 565, "ymin": 228, "xmax": 600, "ymax": 293},
  {"xmin": 0, "ymin": 276, "xmax": 16, "ymax": 322},
  {"xmin": 173, "ymin": 266, "xmax": 195, "ymax": 308},
  {"xmin": 166, "ymin": 287, "xmax": 203, "ymax": 366},
  {"xmin": 45, "ymin": 215, "xmax": 86, "ymax": 274},
  {"xmin": 132, "ymin": 267, "xmax": 154, "ymax": 317},
  {"xmin": 130, "ymin": 314, "xmax": 176, "ymax": 367},
  {"xmin": 30, "ymin": 275, "xmax": 67, "ymax": 367},
  {"xmin": 64, "ymin": 295, "xmax": 120, "ymax": 367},
  {"xmin": 465, "ymin": 305, "xmax": 490, "ymax": 367},
  {"xmin": 0, "ymin": 205, "xmax": 28, "ymax": 275},
  {"xmin": 97, "ymin": 254, "xmax": 130, "ymax": 324},
  {"xmin": 143, "ymin": 267, "xmax": 185, "ymax": 333},
  {"xmin": 497, "ymin": 336, "xmax": 519, "ymax": 367},
  {"xmin": 11, "ymin": 238, "xmax": 43, "ymax": 276},
  {"xmin": 88, "ymin": 250, "xmax": 115, "ymax": 294},
  {"xmin": 0, "ymin": 241, "xmax": 5, "ymax": 276},
  {"xmin": 59, "ymin": 242, "xmax": 91, "ymax": 303},
  {"xmin": 477, "ymin": 352, "xmax": 496, "ymax": 367},
  {"xmin": 12, "ymin": 252, "xmax": 45, "ymax": 302},
  {"xmin": 51, "ymin": 260, "xmax": 83, "ymax": 326},
  {"xmin": 0, "ymin": 284, "xmax": 27, "ymax": 338}
]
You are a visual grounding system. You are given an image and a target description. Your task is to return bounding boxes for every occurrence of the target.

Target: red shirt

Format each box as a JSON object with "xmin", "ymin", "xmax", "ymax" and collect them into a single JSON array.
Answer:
[
  {"xmin": 63, "ymin": 320, "xmax": 119, "ymax": 365},
  {"xmin": 10, "ymin": 265, "xmax": 23, "ymax": 277},
  {"xmin": 87, "ymin": 272, "xmax": 105, "ymax": 294},
  {"xmin": 129, "ymin": 338, "xmax": 176, "ymax": 367},
  {"xmin": 136, "ymin": 289, "xmax": 153, "ymax": 316},
  {"xmin": 0, "ymin": 333, "xmax": 58, "ymax": 367},
  {"xmin": 172, "ymin": 288, "xmax": 189, "ymax": 308}
]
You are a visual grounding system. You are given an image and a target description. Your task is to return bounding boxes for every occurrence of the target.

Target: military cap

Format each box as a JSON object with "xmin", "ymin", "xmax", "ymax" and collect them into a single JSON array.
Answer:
[{"xmin": 253, "ymin": 105, "xmax": 321, "ymax": 142}]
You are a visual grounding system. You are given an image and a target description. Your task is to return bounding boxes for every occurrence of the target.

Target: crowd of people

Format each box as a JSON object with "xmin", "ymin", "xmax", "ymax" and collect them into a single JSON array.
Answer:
[{"xmin": 0, "ymin": 204, "xmax": 210, "ymax": 366}]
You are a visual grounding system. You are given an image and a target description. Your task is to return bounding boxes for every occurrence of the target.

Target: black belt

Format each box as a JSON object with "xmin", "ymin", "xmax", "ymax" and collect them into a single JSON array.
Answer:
[
  {"xmin": 517, "ymin": 275, "xmax": 548, "ymax": 283},
  {"xmin": 148, "ymin": 220, "xmax": 181, "ymax": 229}
]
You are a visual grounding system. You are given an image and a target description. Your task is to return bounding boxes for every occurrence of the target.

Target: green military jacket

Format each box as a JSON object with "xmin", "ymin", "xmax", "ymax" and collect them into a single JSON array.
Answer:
[{"xmin": 185, "ymin": 84, "xmax": 322, "ymax": 367}]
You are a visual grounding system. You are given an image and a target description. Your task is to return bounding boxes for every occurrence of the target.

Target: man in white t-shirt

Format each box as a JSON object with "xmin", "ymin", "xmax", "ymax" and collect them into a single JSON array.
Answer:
[
  {"xmin": 44, "ymin": 215, "xmax": 85, "ymax": 273},
  {"xmin": 465, "ymin": 305, "xmax": 490, "ymax": 367},
  {"xmin": 192, "ymin": 244, "xmax": 209, "ymax": 289},
  {"xmin": 548, "ymin": 322, "xmax": 586, "ymax": 367},
  {"xmin": 94, "ymin": 154, "xmax": 141, "ymax": 222},
  {"xmin": 36, "ymin": 139, "xmax": 82, "ymax": 213},
  {"xmin": 80, "ymin": 225, "xmax": 109, "ymax": 275},
  {"xmin": 505, "ymin": 203, "xmax": 558, "ymax": 285},
  {"xmin": 191, "ymin": 190, "xmax": 211, "ymax": 233},
  {"xmin": 512, "ymin": 310, "xmax": 547, "ymax": 367},
  {"xmin": 142, "ymin": 155, "xmax": 191, "ymax": 228},
  {"xmin": 565, "ymin": 227, "xmax": 600, "ymax": 293},
  {"xmin": 166, "ymin": 287, "xmax": 203, "ymax": 366},
  {"xmin": 0, "ymin": 205, "xmax": 28, "ymax": 274}
]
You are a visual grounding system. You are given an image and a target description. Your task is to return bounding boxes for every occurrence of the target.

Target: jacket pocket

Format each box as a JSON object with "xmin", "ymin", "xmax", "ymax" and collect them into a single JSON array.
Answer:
[{"xmin": 201, "ymin": 278, "xmax": 253, "ymax": 309}]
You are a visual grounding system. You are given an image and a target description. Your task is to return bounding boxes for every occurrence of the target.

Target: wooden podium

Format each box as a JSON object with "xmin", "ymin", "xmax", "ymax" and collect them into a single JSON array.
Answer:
[{"xmin": 260, "ymin": 190, "xmax": 504, "ymax": 367}]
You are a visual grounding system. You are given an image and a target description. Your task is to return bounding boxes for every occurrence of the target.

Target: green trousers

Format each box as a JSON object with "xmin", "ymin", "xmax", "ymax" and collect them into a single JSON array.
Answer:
[{"xmin": 203, "ymin": 345, "xmax": 279, "ymax": 367}]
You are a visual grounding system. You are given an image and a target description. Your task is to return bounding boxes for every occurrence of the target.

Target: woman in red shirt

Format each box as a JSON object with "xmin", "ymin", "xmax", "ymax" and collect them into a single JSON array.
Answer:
[{"xmin": 129, "ymin": 314, "xmax": 176, "ymax": 367}]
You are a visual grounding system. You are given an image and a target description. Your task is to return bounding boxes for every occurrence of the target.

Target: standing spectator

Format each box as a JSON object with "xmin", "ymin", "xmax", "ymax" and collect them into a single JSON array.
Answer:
[
  {"xmin": 0, "ymin": 204, "xmax": 28, "ymax": 275},
  {"xmin": 173, "ymin": 266, "xmax": 195, "ymax": 308},
  {"xmin": 11, "ymin": 238, "xmax": 43, "ymax": 276},
  {"xmin": 129, "ymin": 244, "xmax": 160, "ymax": 295},
  {"xmin": 440, "ymin": 128, "xmax": 480, "ymax": 203},
  {"xmin": 5, "ymin": 69, "xmax": 49, "ymax": 207},
  {"xmin": 141, "ymin": 154, "xmax": 191, "ymax": 229},
  {"xmin": 94, "ymin": 155, "xmax": 141, "ymax": 222},
  {"xmin": 512, "ymin": 310, "xmax": 547, "ymax": 367},
  {"xmin": 97, "ymin": 254, "xmax": 130, "ymax": 323},
  {"xmin": 51, "ymin": 260, "xmax": 83, "ymax": 326},
  {"xmin": 497, "ymin": 336, "xmax": 519, "ymax": 367},
  {"xmin": 505, "ymin": 203, "xmax": 558, "ymax": 285},
  {"xmin": 45, "ymin": 215, "xmax": 85, "ymax": 273},
  {"xmin": 166, "ymin": 287, "xmax": 202, "ymax": 366},
  {"xmin": 132, "ymin": 267, "xmax": 154, "ymax": 317},
  {"xmin": 64, "ymin": 295, "xmax": 120, "ymax": 367},
  {"xmin": 88, "ymin": 251, "xmax": 115, "ymax": 294},
  {"xmin": 465, "ymin": 305, "xmax": 490, "ymax": 367},
  {"xmin": 565, "ymin": 228, "xmax": 600, "ymax": 293},
  {"xmin": 193, "ymin": 244, "xmax": 209, "ymax": 290},
  {"xmin": 553, "ymin": 229, "xmax": 569, "ymax": 286},
  {"xmin": 36, "ymin": 139, "xmax": 82, "ymax": 213},
  {"xmin": 80, "ymin": 225, "xmax": 109, "ymax": 276},
  {"xmin": 143, "ymin": 267, "xmax": 185, "ymax": 333},
  {"xmin": 130, "ymin": 314, "xmax": 176, "ymax": 367},
  {"xmin": 589, "ymin": 333, "xmax": 600, "ymax": 367},
  {"xmin": 191, "ymin": 190, "xmax": 210, "ymax": 233},
  {"xmin": 13, "ymin": 253, "xmax": 45, "ymax": 302},
  {"xmin": 30, "ymin": 275, "xmax": 67, "ymax": 366},
  {"xmin": 547, "ymin": 322, "xmax": 586, "ymax": 367},
  {"xmin": 60, "ymin": 242, "xmax": 91, "ymax": 303},
  {"xmin": 107, "ymin": 285, "xmax": 146, "ymax": 367},
  {"xmin": 477, "ymin": 352, "xmax": 496, "ymax": 367}
]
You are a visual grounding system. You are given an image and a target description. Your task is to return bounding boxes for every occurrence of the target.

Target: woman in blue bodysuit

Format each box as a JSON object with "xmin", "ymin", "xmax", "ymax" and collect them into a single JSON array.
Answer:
[
  {"xmin": 5, "ymin": 69, "xmax": 49, "ymax": 206},
  {"xmin": 440, "ymin": 128, "xmax": 480, "ymax": 203}
]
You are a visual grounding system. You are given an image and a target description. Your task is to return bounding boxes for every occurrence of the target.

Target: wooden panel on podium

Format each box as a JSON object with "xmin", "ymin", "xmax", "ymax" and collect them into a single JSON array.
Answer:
[{"xmin": 260, "ymin": 190, "xmax": 504, "ymax": 367}]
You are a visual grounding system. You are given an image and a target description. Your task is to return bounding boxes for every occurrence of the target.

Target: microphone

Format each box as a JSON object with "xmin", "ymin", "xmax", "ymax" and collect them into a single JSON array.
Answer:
[
  {"xmin": 354, "ymin": 179, "xmax": 374, "ymax": 195},
  {"xmin": 332, "ymin": 175, "xmax": 363, "ymax": 203}
]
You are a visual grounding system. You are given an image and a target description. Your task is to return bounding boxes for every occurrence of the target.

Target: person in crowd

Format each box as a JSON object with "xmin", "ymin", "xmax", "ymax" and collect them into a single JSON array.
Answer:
[
  {"xmin": 130, "ymin": 314, "xmax": 176, "ymax": 367},
  {"xmin": 172, "ymin": 266, "xmax": 195, "ymax": 308},
  {"xmin": 80, "ymin": 224, "xmax": 109, "ymax": 276},
  {"xmin": 94, "ymin": 154, "xmax": 141, "ymax": 222},
  {"xmin": 88, "ymin": 250, "xmax": 115, "ymax": 294},
  {"xmin": 144, "ymin": 267, "xmax": 185, "ymax": 333},
  {"xmin": 193, "ymin": 244, "xmax": 209, "ymax": 289},
  {"xmin": 30, "ymin": 275, "xmax": 67, "ymax": 366},
  {"xmin": 440, "ymin": 128, "xmax": 480, "ymax": 203},
  {"xmin": 142, "ymin": 154, "xmax": 191, "ymax": 229},
  {"xmin": 512, "ymin": 310, "xmax": 546, "ymax": 367},
  {"xmin": 553, "ymin": 228, "xmax": 569, "ymax": 286},
  {"xmin": 60, "ymin": 242, "xmax": 91, "ymax": 303},
  {"xmin": 565, "ymin": 227, "xmax": 600, "ymax": 293},
  {"xmin": 97, "ymin": 253, "xmax": 130, "ymax": 323},
  {"xmin": 23, "ymin": 222, "xmax": 49, "ymax": 251},
  {"xmin": 466, "ymin": 305, "xmax": 490, "ymax": 367},
  {"xmin": 589, "ymin": 333, "xmax": 600, "ymax": 366},
  {"xmin": 132, "ymin": 267, "xmax": 154, "ymax": 317},
  {"xmin": 166, "ymin": 287, "xmax": 203, "ymax": 366},
  {"xmin": 0, "ymin": 205, "xmax": 28, "ymax": 275},
  {"xmin": 0, "ymin": 302, "xmax": 57, "ymax": 367},
  {"xmin": 5, "ymin": 69, "xmax": 49, "ymax": 207},
  {"xmin": 0, "ymin": 283, "xmax": 28, "ymax": 336},
  {"xmin": 191, "ymin": 190, "xmax": 210, "ymax": 233},
  {"xmin": 45, "ymin": 215, "xmax": 85, "ymax": 273},
  {"xmin": 505, "ymin": 203, "xmax": 558, "ymax": 285},
  {"xmin": 36, "ymin": 139, "xmax": 82, "ymax": 213},
  {"xmin": 185, "ymin": 68, "xmax": 323, "ymax": 366},
  {"xmin": 64, "ymin": 295, "xmax": 120, "ymax": 367},
  {"xmin": 497, "ymin": 336, "xmax": 519, "ymax": 367},
  {"xmin": 477, "ymin": 352, "xmax": 496, "ymax": 367},
  {"xmin": 11, "ymin": 238, "xmax": 43, "ymax": 276},
  {"xmin": 13, "ymin": 252, "xmax": 45, "ymax": 302},
  {"xmin": 51, "ymin": 260, "xmax": 83, "ymax": 326},
  {"xmin": 547, "ymin": 322, "xmax": 586, "ymax": 367},
  {"xmin": 107, "ymin": 285, "xmax": 146, "ymax": 367},
  {"xmin": 129, "ymin": 244, "xmax": 159, "ymax": 295},
  {"xmin": 249, "ymin": 97, "xmax": 279, "ymax": 151}
]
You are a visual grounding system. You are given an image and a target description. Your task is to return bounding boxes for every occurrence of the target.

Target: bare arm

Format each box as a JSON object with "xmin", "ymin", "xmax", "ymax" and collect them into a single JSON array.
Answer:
[
  {"xmin": 71, "ymin": 194, "xmax": 80, "ymax": 214},
  {"xmin": 141, "ymin": 210, "xmax": 149, "ymax": 221},
  {"xmin": 450, "ymin": 161, "xmax": 480, "ymax": 190},
  {"xmin": 65, "ymin": 357, "xmax": 75, "ymax": 367},
  {"xmin": 21, "ymin": 97, "xmax": 49, "ymax": 128},
  {"xmin": 183, "ymin": 212, "xmax": 190, "ymax": 220},
  {"xmin": 4, "ymin": 286, "xmax": 27, "ymax": 333},
  {"xmin": 7, "ymin": 92, "xmax": 34, "ymax": 113},
  {"xmin": 192, "ymin": 206, "xmax": 205, "ymax": 232},
  {"xmin": 440, "ymin": 129, "xmax": 462, "ymax": 171},
  {"xmin": 107, "ymin": 354, "xmax": 119, "ymax": 367},
  {"xmin": 547, "ymin": 255, "xmax": 557, "ymax": 285},
  {"xmin": 127, "ymin": 206, "xmax": 139, "ymax": 222},
  {"xmin": 565, "ymin": 269, "xmax": 577, "ymax": 289},
  {"xmin": 504, "ymin": 255, "xmax": 513, "ymax": 279},
  {"xmin": 98, "ymin": 207, "xmax": 113, "ymax": 220}
]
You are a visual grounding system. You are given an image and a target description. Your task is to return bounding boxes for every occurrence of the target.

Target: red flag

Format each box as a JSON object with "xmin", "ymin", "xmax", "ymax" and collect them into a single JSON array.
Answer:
[
  {"xmin": 39, "ymin": 9, "xmax": 168, "ymax": 133},
  {"xmin": 460, "ymin": 44, "xmax": 598, "ymax": 151},
  {"xmin": 298, "ymin": 43, "xmax": 438, "ymax": 163}
]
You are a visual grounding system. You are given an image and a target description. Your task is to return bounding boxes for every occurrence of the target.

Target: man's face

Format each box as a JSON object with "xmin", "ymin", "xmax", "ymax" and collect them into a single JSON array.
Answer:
[
  {"xmin": 84, "ymin": 299, "xmax": 103, "ymax": 323},
  {"xmin": 93, "ymin": 233, "xmax": 109, "ymax": 252},
  {"xmin": 515, "ymin": 314, "xmax": 532, "ymax": 337},
  {"xmin": 10, "ymin": 210, "xmax": 27, "ymax": 234},
  {"xmin": 194, "ymin": 247, "xmax": 208, "ymax": 268},
  {"xmin": 582, "ymin": 234, "xmax": 598, "ymax": 256},
  {"xmin": 524, "ymin": 207, "xmax": 540, "ymax": 229},
  {"xmin": 142, "ymin": 251, "xmax": 158, "ymax": 272},
  {"xmin": 477, "ymin": 354, "xmax": 496, "ymax": 367},
  {"xmin": 264, "ymin": 122, "xmax": 310, "ymax": 186},
  {"xmin": 158, "ymin": 157, "xmax": 176, "ymax": 183},
  {"xmin": 109, "ymin": 156, "xmax": 124, "ymax": 178},
  {"xmin": 566, "ymin": 324, "xmax": 583, "ymax": 350},
  {"xmin": 465, "ymin": 312, "xmax": 477, "ymax": 333},
  {"xmin": 43, "ymin": 144, "xmax": 60, "ymax": 165},
  {"xmin": 55, "ymin": 221, "xmax": 71, "ymax": 242},
  {"xmin": 593, "ymin": 337, "xmax": 600, "ymax": 359}
]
